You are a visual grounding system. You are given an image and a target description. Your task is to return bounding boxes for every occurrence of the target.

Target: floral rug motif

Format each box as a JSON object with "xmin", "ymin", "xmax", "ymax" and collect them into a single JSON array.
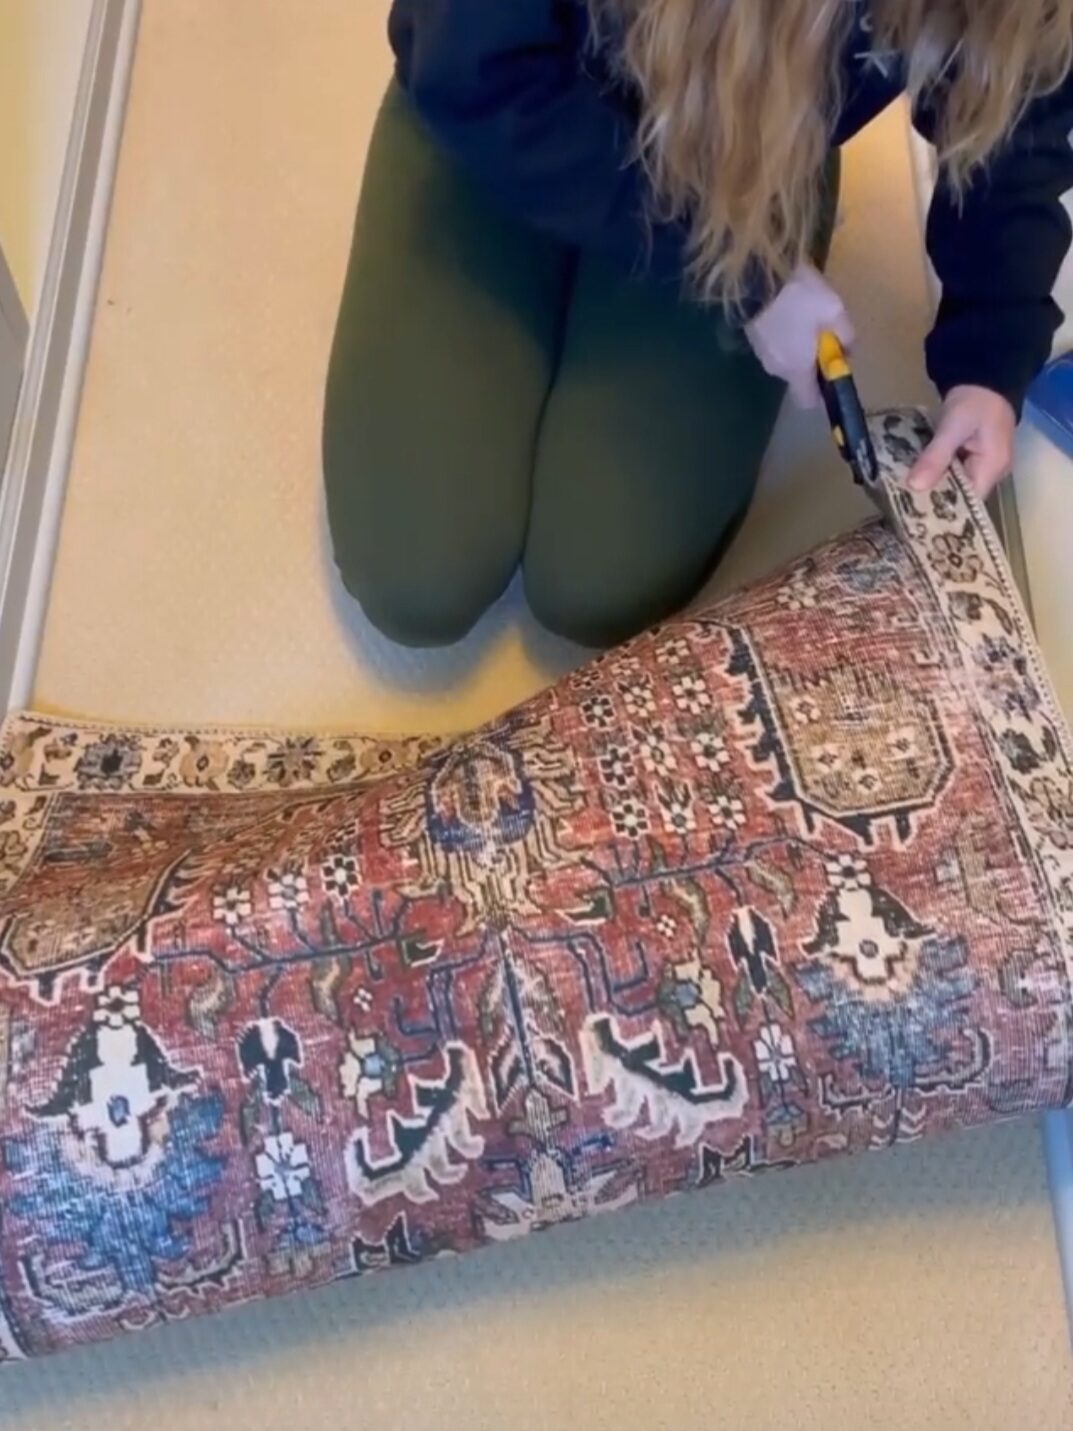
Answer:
[{"xmin": 1, "ymin": 411, "xmax": 1072, "ymax": 1363}]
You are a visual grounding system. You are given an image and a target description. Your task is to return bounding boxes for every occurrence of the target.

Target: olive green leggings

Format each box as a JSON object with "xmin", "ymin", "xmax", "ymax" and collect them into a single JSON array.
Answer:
[{"xmin": 323, "ymin": 83, "xmax": 839, "ymax": 649}]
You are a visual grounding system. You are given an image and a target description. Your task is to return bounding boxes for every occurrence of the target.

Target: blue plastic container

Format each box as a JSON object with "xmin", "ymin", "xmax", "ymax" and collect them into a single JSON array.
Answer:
[{"xmin": 1026, "ymin": 352, "xmax": 1073, "ymax": 460}]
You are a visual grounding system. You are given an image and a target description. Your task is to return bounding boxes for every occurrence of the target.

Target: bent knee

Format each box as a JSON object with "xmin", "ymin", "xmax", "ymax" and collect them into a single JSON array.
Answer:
[
  {"xmin": 336, "ymin": 566, "xmax": 492, "ymax": 648},
  {"xmin": 334, "ymin": 547, "xmax": 513, "ymax": 649},
  {"xmin": 524, "ymin": 561, "xmax": 669, "ymax": 650},
  {"xmin": 525, "ymin": 502, "xmax": 751, "ymax": 648}
]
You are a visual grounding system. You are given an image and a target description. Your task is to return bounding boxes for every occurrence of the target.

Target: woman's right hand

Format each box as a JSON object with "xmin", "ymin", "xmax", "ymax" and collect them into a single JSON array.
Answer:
[{"xmin": 744, "ymin": 263, "xmax": 856, "ymax": 410}]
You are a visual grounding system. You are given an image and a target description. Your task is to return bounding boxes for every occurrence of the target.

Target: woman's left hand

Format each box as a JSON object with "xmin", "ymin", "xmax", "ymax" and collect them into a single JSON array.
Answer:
[{"xmin": 908, "ymin": 386, "xmax": 1017, "ymax": 499}]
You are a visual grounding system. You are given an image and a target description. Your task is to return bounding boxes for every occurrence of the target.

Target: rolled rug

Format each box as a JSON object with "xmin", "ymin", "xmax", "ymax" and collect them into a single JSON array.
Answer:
[{"xmin": 1, "ymin": 410, "xmax": 1071, "ymax": 1363}]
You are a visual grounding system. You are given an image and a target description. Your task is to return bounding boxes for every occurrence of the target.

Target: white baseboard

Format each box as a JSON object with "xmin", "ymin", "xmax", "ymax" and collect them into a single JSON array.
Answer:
[{"xmin": 0, "ymin": 0, "xmax": 141, "ymax": 712}]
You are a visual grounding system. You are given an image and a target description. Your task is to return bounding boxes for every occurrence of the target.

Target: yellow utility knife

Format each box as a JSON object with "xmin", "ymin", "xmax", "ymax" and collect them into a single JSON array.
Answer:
[{"xmin": 816, "ymin": 330, "xmax": 880, "ymax": 489}]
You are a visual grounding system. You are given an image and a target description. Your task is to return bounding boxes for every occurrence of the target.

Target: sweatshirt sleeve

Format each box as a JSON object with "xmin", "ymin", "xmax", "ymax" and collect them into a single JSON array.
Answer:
[
  {"xmin": 915, "ymin": 74, "xmax": 1073, "ymax": 417},
  {"xmin": 389, "ymin": 0, "xmax": 689, "ymax": 280}
]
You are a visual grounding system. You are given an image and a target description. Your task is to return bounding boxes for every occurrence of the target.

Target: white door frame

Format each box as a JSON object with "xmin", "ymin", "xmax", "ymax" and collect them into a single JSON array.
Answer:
[
  {"xmin": 0, "ymin": 0, "xmax": 140, "ymax": 712},
  {"xmin": 0, "ymin": 239, "xmax": 29, "ymax": 467}
]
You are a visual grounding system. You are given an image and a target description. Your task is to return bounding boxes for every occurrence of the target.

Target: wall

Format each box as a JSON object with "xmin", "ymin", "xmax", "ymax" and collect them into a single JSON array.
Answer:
[{"xmin": 0, "ymin": 0, "xmax": 94, "ymax": 322}]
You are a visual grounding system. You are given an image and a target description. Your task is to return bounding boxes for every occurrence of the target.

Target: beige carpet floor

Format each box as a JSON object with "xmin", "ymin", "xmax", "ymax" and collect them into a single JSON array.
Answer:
[{"xmin": 8, "ymin": 4, "xmax": 1072, "ymax": 1427}]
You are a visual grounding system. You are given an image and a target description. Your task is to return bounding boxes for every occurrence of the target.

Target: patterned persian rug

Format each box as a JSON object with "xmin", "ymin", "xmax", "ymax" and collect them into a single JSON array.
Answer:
[{"xmin": 1, "ymin": 411, "xmax": 1071, "ymax": 1364}]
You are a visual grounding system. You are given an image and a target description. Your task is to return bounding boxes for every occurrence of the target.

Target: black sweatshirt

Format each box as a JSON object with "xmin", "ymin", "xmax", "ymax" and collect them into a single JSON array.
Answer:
[{"xmin": 388, "ymin": 0, "xmax": 1073, "ymax": 418}]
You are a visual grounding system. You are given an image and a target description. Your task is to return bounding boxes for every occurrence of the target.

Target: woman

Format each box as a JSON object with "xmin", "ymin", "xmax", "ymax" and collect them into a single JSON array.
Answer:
[{"xmin": 323, "ymin": 0, "xmax": 1073, "ymax": 649}]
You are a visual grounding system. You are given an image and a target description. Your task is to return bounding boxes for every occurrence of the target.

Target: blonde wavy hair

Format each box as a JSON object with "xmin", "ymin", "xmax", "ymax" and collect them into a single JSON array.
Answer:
[{"xmin": 590, "ymin": 0, "xmax": 1073, "ymax": 310}]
